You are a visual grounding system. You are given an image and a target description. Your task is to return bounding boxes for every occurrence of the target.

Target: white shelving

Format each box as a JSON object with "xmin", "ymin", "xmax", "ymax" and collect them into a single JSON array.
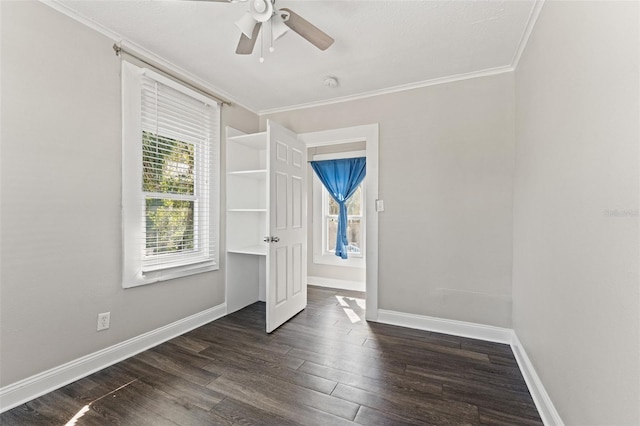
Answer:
[
  {"xmin": 227, "ymin": 245, "xmax": 267, "ymax": 256},
  {"xmin": 227, "ymin": 132, "xmax": 267, "ymax": 149},
  {"xmin": 228, "ymin": 169, "xmax": 267, "ymax": 179},
  {"xmin": 226, "ymin": 127, "xmax": 269, "ymax": 312}
]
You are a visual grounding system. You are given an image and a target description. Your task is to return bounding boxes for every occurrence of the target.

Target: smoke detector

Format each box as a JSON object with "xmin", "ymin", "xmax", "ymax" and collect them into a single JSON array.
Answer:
[{"xmin": 323, "ymin": 76, "xmax": 339, "ymax": 88}]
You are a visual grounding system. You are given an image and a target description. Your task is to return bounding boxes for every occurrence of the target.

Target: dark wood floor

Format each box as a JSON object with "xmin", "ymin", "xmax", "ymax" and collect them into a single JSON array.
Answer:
[{"xmin": 1, "ymin": 286, "xmax": 542, "ymax": 425}]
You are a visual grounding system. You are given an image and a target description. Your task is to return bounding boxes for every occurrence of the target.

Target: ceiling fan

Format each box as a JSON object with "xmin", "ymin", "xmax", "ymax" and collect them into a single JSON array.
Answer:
[{"xmin": 203, "ymin": 0, "xmax": 334, "ymax": 60}]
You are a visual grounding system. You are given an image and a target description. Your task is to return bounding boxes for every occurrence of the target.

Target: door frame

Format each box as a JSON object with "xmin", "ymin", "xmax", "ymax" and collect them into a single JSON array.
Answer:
[{"xmin": 299, "ymin": 124, "xmax": 379, "ymax": 321}]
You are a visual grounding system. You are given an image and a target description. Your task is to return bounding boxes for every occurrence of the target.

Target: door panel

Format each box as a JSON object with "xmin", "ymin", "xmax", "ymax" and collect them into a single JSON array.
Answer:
[
  {"xmin": 275, "ymin": 172, "xmax": 287, "ymax": 230},
  {"xmin": 292, "ymin": 243, "xmax": 302, "ymax": 295},
  {"xmin": 292, "ymin": 176, "xmax": 302, "ymax": 229},
  {"xmin": 266, "ymin": 120, "xmax": 307, "ymax": 333},
  {"xmin": 275, "ymin": 246, "xmax": 287, "ymax": 305}
]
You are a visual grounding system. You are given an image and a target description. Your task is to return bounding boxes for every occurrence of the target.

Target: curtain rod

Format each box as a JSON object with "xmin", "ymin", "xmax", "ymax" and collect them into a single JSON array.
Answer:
[{"xmin": 113, "ymin": 44, "xmax": 232, "ymax": 107}]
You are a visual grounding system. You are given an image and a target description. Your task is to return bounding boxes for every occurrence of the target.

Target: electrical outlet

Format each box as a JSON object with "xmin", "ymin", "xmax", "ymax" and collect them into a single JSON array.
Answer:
[{"xmin": 97, "ymin": 312, "xmax": 110, "ymax": 331}]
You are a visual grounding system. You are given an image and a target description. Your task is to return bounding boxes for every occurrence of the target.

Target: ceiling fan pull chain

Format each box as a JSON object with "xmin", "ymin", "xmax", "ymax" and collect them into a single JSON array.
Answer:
[
  {"xmin": 269, "ymin": 19, "xmax": 275, "ymax": 53},
  {"xmin": 259, "ymin": 24, "xmax": 265, "ymax": 63}
]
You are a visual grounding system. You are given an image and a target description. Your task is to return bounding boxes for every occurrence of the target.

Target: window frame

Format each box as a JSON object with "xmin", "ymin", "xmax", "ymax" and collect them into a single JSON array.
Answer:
[
  {"xmin": 312, "ymin": 150, "xmax": 366, "ymax": 268},
  {"xmin": 121, "ymin": 61, "xmax": 220, "ymax": 288}
]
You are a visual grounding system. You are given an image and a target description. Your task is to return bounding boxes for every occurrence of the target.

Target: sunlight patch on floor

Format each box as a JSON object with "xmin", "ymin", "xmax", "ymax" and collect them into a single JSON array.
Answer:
[
  {"xmin": 336, "ymin": 295, "xmax": 366, "ymax": 323},
  {"xmin": 63, "ymin": 378, "xmax": 138, "ymax": 426},
  {"xmin": 64, "ymin": 404, "xmax": 90, "ymax": 426}
]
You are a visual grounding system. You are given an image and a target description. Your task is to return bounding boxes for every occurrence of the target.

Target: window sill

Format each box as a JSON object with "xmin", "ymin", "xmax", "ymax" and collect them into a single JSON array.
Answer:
[
  {"xmin": 123, "ymin": 260, "xmax": 219, "ymax": 288},
  {"xmin": 313, "ymin": 253, "xmax": 365, "ymax": 269}
]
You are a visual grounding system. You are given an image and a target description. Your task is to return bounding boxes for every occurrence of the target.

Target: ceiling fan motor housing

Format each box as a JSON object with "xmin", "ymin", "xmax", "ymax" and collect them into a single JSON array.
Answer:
[{"xmin": 249, "ymin": 0, "xmax": 273, "ymax": 22}]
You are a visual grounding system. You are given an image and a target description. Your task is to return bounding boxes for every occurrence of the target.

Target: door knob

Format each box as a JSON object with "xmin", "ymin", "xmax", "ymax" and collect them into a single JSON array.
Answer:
[
  {"xmin": 264, "ymin": 236, "xmax": 280, "ymax": 243},
  {"xmin": 270, "ymin": 236, "xmax": 280, "ymax": 243}
]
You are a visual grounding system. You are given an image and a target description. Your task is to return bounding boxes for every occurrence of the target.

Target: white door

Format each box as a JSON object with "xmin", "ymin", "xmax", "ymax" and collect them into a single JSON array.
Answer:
[{"xmin": 266, "ymin": 120, "xmax": 307, "ymax": 333}]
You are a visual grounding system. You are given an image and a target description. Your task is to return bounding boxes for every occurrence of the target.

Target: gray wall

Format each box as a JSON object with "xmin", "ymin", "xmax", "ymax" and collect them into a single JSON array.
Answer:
[
  {"xmin": 263, "ymin": 72, "xmax": 515, "ymax": 327},
  {"xmin": 513, "ymin": 1, "xmax": 640, "ymax": 424},
  {"xmin": 0, "ymin": 1, "xmax": 259, "ymax": 387}
]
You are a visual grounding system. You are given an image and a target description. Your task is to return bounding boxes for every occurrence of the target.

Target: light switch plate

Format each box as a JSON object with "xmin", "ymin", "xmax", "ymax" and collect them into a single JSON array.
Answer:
[{"xmin": 376, "ymin": 199, "xmax": 384, "ymax": 212}]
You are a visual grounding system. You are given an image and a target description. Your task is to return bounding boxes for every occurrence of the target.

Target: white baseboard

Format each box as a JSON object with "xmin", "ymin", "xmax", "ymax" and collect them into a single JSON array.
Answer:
[
  {"xmin": 307, "ymin": 276, "xmax": 366, "ymax": 292},
  {"xmin": 376, "ymin": 309, "xmax": 513, "ymax": 344},
  {"xmin": 374, "ymin": 308, "xmax": 563, "ymax": 426},
  {"xmin": 510, "ymin": 333, "xmax": 564, "ymax": 426},
  {"xmin": 0, "ymin": 303, "xmax": 227, "ymax": 413}
]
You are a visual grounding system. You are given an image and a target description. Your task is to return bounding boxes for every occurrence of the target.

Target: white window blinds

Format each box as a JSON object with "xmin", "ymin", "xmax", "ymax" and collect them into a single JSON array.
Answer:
[{"xmin": 122, "ymin": 61, "xmax": 220, "ymax": 288}]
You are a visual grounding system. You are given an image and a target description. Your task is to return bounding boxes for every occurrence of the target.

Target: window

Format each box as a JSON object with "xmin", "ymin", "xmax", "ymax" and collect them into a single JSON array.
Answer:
[
  {"xmin": 324, "ymin": 185, "xmax": 364, "ymax": 256},
  {"xmin": 122, "ymin": 61, "xmax": 220, "ymax": 288},
  {"xmin": 312, "ymin": 151, "xmax": 366, "ymax": 267}
]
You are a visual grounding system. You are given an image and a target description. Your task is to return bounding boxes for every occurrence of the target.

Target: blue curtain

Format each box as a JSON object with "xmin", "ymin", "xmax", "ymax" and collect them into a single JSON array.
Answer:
[{"xmin": 310, "ymin": 157, "xmax": 366, "ymax": 259}]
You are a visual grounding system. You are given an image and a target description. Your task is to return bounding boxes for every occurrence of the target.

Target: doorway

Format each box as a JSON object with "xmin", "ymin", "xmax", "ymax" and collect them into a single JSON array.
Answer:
[{"xmin": 299, "ymin": 124, "xmax": 379, "ymax": 321}]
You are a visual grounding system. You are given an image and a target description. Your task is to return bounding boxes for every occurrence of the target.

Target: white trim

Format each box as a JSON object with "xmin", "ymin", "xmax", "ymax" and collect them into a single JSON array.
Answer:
[
  {"xmin": 39, "ymin": 0, "xmax": 257, "ymax": 115},
  {"xmin": 0, "ymin": 303, "xmax": 227, "ymax": 414},
  {"xmin": 512, "ymin": 0, "xmax": 546, "ymax": 70},
  {"xmin": 121, "ymin": 61, "xmax": 221, "ymax": 288},
  {"xmin": 259, "ymin": 66, "xmax": 513, "ymax": 115},
  {"xmin": 511, "ymin": 333, "xmax": 564, "ymax": 426},
  {"xmin": 140, "ymin": 67, "xmax": 219, "ymax": 106},
  {"xmin": 376, "ymin": 309, "xmax": 513, "ymax": 344},
  {"xmin": 40, "ymin": 0, "xmax": 545, "ymax": 115},
  {"xmin": 308, "ymin": 276, "xmax": 366, "ymax": 292},
  {"xmin": 300, "ymin": 124, "xmax": 379, "ymax": 321},
  {"xmin": 312, "ymin": 150, "xmax": 367, "ymax": 161},
  {"xmin": 40, "ymin": 0, "xmax": 544, "ymax": 115}
]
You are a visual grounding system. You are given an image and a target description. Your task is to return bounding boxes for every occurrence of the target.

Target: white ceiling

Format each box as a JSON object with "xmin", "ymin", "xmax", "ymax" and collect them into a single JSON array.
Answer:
[{"xmin": 54, "ymin": 0, "xmax": 537, "ymax": 113}]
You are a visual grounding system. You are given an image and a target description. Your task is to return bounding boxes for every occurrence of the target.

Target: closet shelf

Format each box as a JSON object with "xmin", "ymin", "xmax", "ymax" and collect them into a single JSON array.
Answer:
[
  {"xmin": 227, "ymin": 169, "xmax": 267, "ymax": 179},
  {"xmin": 227, "ymin": 132, "xmax": 267, "ymax": 149},
  {"xmin": 227, "ymin": 208, "xmax": 267, "ymax": 212},
  {"xmin": 228, "ymin": 245, "xmax": 267, "ymax": 256}
]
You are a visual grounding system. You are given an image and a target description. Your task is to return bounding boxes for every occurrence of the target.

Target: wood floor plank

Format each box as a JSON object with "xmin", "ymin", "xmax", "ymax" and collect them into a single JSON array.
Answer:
[
  {"xmin": 207, "ymin": 376, "xmax": 357, "ymax": 426},
  {"xmin": 133, "ymin": 346, "xmax": 219, "ymax": 386},
  {"xmin": 443, "ymin": 382, "xmax": 540, "ymax": 420},
  {"xmin": 405, "ymin": 361, "xmax": 531, "ymax": 395},
  {"xmin": 0, "ymin": 287, "xmax": 542, "ymax": 425},
  {"xmin": 106, "ymin": 378, "xmax": 231, "ymax": 426},
  {"xmin": 212, "ymin": 397, "xmax": 300, "ymax": 426},
  {"xmin": 86, "ymin": 385, "xmax": 179, "ymax": 426},
  {"xmin": 299, "ymin": 360, "xmax": 441, "ymax": 398},
  {"xmin": 479, "ymin": 406, "xmax": 544, "ymax": 425},
  {"xmin": 364, "ymin": 333, "xmax": 491, "ymax": 363},
  {"xmin": 332, "ymin": 383, "xmax": 480, "ymax": 425},
  {"xmin": 287, "ymin": 346, "xmax": 407, "ymax": 377},
  {"xmin": 199, "ymin": 339, "xmax": 304, "ymax": 370},
  {"xmin": 199, "ymin": 341, "xmax": 338, "ymax": 395},
  {"xmin": 118, "ymin": 357, "xmax": 225, "ymax": 411},
  {"xmin": 354, "ymin": 405, "xmax": 433, "ymax": 426},
  {"xmin": 205, "ymin": 363, "xmax": 359, "ymax": 420}
]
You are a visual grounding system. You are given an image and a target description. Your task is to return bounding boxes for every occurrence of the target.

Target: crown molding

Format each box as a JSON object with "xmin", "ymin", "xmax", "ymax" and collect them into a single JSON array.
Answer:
[
  {"xmin": 258, "ymin": 65, "xmax": 514, "ymax": 116},
  {"xmin": 511, "ymin": 0, "xmax": 546, "ymax": 70},
  {"xmin": 262, "ymin": 0, "xmax": 544, "ymax": 117},
  {"xmin": 40, "ymin": 0, "xmax": 543, "ymax": 117},
  {"xmin": 39, "ymin": 0, "xmax": 258, "ymax": 115}
]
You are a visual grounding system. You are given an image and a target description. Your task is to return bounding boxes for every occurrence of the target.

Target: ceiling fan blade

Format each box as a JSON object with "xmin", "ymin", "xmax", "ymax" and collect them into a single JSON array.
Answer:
[
  {"xmin": 279, "ymin": 8, "xmax": 334, "ymax": 51},
  {"xmin": 236, "ymin": 22, "xmax": 262, "ymax": 54}
]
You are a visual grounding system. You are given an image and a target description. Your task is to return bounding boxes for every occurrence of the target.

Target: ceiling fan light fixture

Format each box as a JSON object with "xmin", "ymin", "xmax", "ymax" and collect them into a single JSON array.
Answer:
[
  {"xmin": 249, "ymin": 0, "xmax": 273, "ymax": 23},
  {"xmin": 235, "ymin": 12, "xmax": 258, "ymax": 38},
  {"xmin": 271, "ymin": 13, "xmax": 289, "ymax": 41}
]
